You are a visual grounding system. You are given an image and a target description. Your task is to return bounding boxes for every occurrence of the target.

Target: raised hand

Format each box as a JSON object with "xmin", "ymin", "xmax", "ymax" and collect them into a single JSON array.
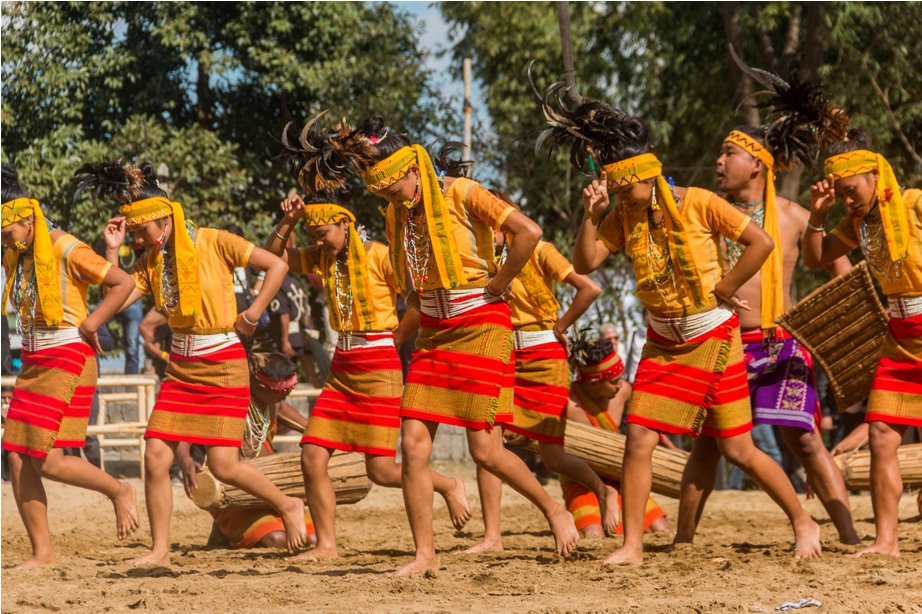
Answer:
[
  {"xmin": 103, "ymin": 217, "xmax": 127, "ymax": 250},
  {"xmin": 280, "ymin": 194, "xmax": 306, "ymax": 221},
  {"xmin": 809, "ymin": 174, "xmax": 837, "ymax": 217},
  {"xmin": 582, "ymin": 170, "xmax": 610, "ymax": 222}
]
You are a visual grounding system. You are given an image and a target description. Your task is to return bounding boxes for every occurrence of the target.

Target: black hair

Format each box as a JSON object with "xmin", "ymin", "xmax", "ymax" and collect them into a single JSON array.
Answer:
[
  {"xmin": 222, "ymin": 223, "xmax": 245, "ymax": 238},
  {"xmin": 71, "ymin": 161, "xmax": 167, "ymax": 205},
  {"xmin": 432, "ymin": 142, "xmax": 475, "ymax": 179},
  {"xmin": 359, "ymin": 115, "xmax": 411, "ymax": 161},
  {"xmin": 825, "ymin": 129, "xmax": 871, "ymax": 157},
  {"xmin": 302, "ymin": 185, "xmax": 356, "ymax": 212},
  {"xmin": 1, "ymin": 164, "xmax": 29, "ymax": 203},
  {"xmin": 488, "ymin": 189, "xmax": 521, "ymax": 212},
  {"xmin": 732, "ymin": 124, "xmax": 768, "ymax": 146},
  {"xmin": 253, "ymin": 352, "xmax": 298, "ymax": 381},
  {"xmin": 584, "ymin": 338, "xmax": 615, "ymax": 366}
]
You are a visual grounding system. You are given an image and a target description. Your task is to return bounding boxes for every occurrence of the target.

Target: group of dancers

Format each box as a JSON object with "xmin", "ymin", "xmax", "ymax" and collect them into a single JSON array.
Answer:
[{"xmin": 2, "ymin": 56, "xmax": 919, "ymax": 574}]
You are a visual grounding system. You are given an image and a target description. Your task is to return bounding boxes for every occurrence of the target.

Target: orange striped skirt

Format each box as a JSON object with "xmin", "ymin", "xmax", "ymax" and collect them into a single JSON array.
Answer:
[
  {"xmin": 560, "ymin": 476, "xmax": 666, "ymax": 534},
  {"xmin": 2, "ymin": 342, "xmax": 96, "ymax": 458},
  {"xmin": 211, "ymin": 507, "xmax": 315, "ymax": 549},
  {"xmin": 401, "ymin": 302, "xmax": 514, "ymax": 430},
  {"xmin": 301, "ymin": 344, "xmax": 403, "ymax": 457},
  {"xmin": 867, "ymin": 312, "xmax": 922, "ymax": 427},
  {"xmin": 504, "ymin": 341, "xmax": 570, "ymax": 444},
  {"xmin": 145, "ymin": 344, "xmax": 250, "ymax": 446},
  {"xmin": 628, "ymin": 314, "xmax": 752, "ymax": 438}
]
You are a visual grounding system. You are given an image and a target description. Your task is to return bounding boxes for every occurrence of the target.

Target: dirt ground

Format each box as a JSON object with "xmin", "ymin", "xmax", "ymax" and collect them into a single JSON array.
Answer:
[{"xmin": 2, "ymin": 464, "xmax": 921, "ymax": 614}]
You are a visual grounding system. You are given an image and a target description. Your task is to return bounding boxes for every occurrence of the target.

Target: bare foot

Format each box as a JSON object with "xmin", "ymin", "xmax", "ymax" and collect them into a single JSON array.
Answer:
[
  {"xmin": 112, "ymin": 482, "xmax": 140, "ymax": 541},
  {"xmin": 547, "ymin": 504, "xmax": 579, "ymax": 557},
  {"xmin": 387, "ymin": 553, "xmax": 439, "ymax": 577},
  {"xmin": 847, "ymin": 540, "xmax": 900, "ymax": 558},
  {"xmin": 279, "ymin": 496, "xmax": 309, "ymax": 551},
  {"xmin": 442, "ymin": 477, "xmax": 472, "ymax": 531},
  {"xmin": 599, "ymin": 484, "xmax": 620, "ymax": 536},
  {"xmin": 126, "ymin": 550, "xmax": 170, "ymax": 566},
  {"xmin": 461, "ymin": 536, "xmax": 503, "ymax": 554},
  {"xmin": 793, "ymin": 517, "xmax": 822, "ymax": 559},
  {"xmin": 601, "ymin": 544, "xmax": 643, "ymax": 566},
  {"xmin": 838, "ymin": 531, "xmax": 862, "ymax": 546},
  {"xmin": 288, "ymin": 545, "xmax": 338, "ymax": 561},
  {"xmin": 12, "ymin": 553, "xmax": 57, "ymax": 570}
]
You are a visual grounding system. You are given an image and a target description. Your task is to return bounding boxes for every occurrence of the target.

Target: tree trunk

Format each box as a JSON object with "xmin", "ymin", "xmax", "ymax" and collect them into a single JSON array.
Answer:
[
  {"xmin": 723, "ymin": 2, "xmax": 760, "ymax": 126},
  {"xmin": 197, "ymin": 53, "xmax": 212, "ymax": 124}
]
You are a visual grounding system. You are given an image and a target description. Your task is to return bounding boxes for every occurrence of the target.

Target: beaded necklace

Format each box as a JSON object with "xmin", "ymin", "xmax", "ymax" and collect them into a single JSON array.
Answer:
[
  {"xmin": 242, "ymin": 397, "xmax": 271, "ymax": 460},
  {"xmin": 859, "ymin": 205, "xmax": 902, "ymax": 281},
  {"xmin": 645, "ymin": 181, "xmax": 679, "ymax": 294},
  {"xmin": 724, "ymin": 198, "xmax": 765, "ymax": 267},
  {"xmin": 159, "ymin": 221, "xmax": 197, "ymax": 316},
  {"xmin": 404, "ymin": 210, "xmax": 432, "ymax": 292},
  {"xmin": 12, "ymin": 253, "xmax": 37, "ymax": 338},
  {"xmin": 333, "ymin": 235, "xmax": 355, "ymax": 336}
]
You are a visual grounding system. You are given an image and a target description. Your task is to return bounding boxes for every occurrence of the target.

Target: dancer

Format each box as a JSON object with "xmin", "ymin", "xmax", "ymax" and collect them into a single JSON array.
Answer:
[
  {"xmin": 531, "ymin": 73, "xmax": 822, "ymax": 564},
  {"xmin": 77, "ymin": 161, "xmax": 309, "ymax": 565},
  {"xmin": 264, "ymin": 115, "xmax": 472, "ymax": 561},
  {"xmin": 465, "ymin": 188, "xmax": 619, "ymax": 553},
  {"xmin": 1, "ymin": 164, "xmax": 139, "ymax": 569}
]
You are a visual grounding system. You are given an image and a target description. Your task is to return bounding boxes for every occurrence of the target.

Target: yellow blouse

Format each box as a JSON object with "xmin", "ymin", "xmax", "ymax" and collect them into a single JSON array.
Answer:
[
  {"xmin": 509, "ymin": 241, "xmax": 574, "ymax": 330},
  {"xmin": 830, "ymin": 188, "xmax": 922, "ymax": 297},
  {"xmin": 598, "ymin": 187, "xmax": 751, "ymax": 317},
  {"xmin": 300, "ymin": 241, "xmax": 400, "ymax": 331},
  {"xmin": 10, "ymin": 233, "xmax": 113, "ymax": 328},
  {"xmin": 131, "ymin": 228, "xmax": 254, "ymax": 334}
]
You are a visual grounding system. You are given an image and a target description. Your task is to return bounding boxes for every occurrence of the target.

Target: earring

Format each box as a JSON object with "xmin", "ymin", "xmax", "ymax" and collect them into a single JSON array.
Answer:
[
  {"xmin": 402, "ymin": 180, "xmax": 421, "ymax": 210},
  {"xmin": 13, "ymin": 240, "xmax": 26, "ymax": 251}
]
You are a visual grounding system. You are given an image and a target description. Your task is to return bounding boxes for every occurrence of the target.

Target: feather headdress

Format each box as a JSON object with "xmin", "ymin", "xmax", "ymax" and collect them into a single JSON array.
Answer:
[
  {"xmin": 70, "ymin": 161, "xmax": 147, "ymax": 205},
  {"xmin": 277, "ymin": 110, "xmax": 377, "ymax": 195},
  {"xmin": 432, "ymin": 141, "xmax": 475, "ymax": 179},
  {"xmin": 728, "ymin": 45, "xmax": 850, "ymax": 170},
  {"xmin": 528, "ymin": 61, "xmax": 645, "ymax": 169}
]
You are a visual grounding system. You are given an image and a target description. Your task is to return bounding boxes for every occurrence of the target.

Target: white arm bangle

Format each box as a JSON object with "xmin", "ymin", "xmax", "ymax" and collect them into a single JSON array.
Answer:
[
  {"xmin": 274, "ymin": 227, "xmax": 290, "ymax": 241},
  {"xmin": 806, "ymin": 221, "xmax": 825, "ymax": 233},
  {"xmin": 242, "ymin": 312, "xmax": 259, "ymax": 326}
]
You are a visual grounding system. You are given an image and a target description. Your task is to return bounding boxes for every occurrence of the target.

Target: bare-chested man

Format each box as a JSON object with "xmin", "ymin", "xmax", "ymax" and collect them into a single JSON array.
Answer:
[{"xmin": 670, "ymin": 126, "xmax": 859, "ymax": 548}]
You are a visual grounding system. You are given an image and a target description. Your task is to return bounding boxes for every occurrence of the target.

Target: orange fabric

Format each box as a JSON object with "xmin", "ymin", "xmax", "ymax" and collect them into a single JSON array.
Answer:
[
  {"xmin": 509, "ymin": 241, "xmax": 574, "ymax": 330},
  {"xmin": 561, "ymin": 478, "xmax": 665, "ymax": 534},
  {"xmin": 131, "ymin": 228, "xmax": 254, "ymax": 334},
  {"xmin": 597, "ymin": 188, "xmax": 751, "ymax": 317}
]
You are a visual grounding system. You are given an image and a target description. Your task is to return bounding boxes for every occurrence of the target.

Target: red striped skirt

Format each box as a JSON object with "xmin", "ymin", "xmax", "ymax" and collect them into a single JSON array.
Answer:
[
  {"xmin": 627, "ymin": 313, "xmax": 752, "ymax": 438},
  {"xmin": 867, "ymin": 312, "xmax": 922, "ymax": 427},
  {"xmin": 504, "ymin": 341, "xmax": 570, "ymax": 444},
  {"xmin": 560, "ymin": 476, "xmax": 666, "ymax": 534},
  {"xmin": 401, "ymin": 301, "xmax": 514, "ymax": 430},
  {"xmin": 2, "ymin": 341, "xmax": 96, "ymax": 458},
  {"xmin": 301, "ymin": 344, "xmax": 403, "ymax": 457},
  {"xmin": 145, "ymin": 344, "xmax": 250, "ymax": 447}
]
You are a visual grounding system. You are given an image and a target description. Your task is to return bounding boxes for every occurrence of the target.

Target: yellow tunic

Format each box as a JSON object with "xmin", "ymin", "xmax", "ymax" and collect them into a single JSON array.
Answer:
[
  {"xmin": 130, "ymin": 228, "xmax": 254, "ymax": 334},
  {"xmin": 597, "ymin": 187, "xmax": 751, "ymax": 317},
  {"xmin": 830, "ymin": 188, "xmax": 922, "ymax": 297},
  {"xmin": 390, "ymin": 178, "xmax": 515, "ymax": 292},
  {"xmin": 8, "ymin": 233, "xmax": 113, "ymax": 328},
  {"xmin": 509, "ymin": 241, "xmax": 574, "ymax": 331},
  {"xmin": 299, "ymin": 241, "xmax": 400, "ymax": 331}
]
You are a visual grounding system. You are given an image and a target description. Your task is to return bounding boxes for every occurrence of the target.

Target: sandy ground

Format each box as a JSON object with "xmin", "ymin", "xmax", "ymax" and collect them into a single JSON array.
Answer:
[{"xmin": 2, "ymin": 465, "xmax": 921, "ymax": 614}]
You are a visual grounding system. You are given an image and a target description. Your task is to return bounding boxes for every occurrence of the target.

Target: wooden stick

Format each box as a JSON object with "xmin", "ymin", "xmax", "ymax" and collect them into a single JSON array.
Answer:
[{"xmin": 833, "ymin": 443, "xmax": 922, "ymax": 490}]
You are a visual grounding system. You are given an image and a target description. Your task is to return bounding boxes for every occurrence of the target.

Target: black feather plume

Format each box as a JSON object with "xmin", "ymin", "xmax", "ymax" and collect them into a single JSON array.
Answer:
[
  {"xmin": 70, "ymin": 162, "xmax": 144, "ymax": 205},
  {"xmin": 432, "ymin": 141, "xmax": 475, "ymax": 179}
]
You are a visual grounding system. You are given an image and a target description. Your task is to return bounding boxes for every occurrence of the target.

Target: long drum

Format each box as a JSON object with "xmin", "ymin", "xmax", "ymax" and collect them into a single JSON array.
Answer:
[
  {"xmin": 775, "ymin": 262, "xmax": 889, "ymax": 411},
  {"xmin": 192, "ymin": 450, "xmax": 371, "ymax": 511},
  {"xmin": 833, "ymin": 443, "xmax": 922, "ymax": 490},
  {"xmin": 507, "ymin": 419, "xmax": 687, "ymax": 498}
]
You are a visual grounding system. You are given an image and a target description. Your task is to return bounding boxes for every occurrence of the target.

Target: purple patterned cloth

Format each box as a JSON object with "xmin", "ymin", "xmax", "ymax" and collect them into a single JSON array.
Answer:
[{"xmin": 741, "ymin": 330, "xmax": 819, "ymax": 432}]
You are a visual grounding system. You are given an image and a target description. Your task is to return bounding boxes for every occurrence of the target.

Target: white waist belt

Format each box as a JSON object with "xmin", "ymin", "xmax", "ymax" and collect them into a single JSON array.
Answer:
[
  {"xmin": 171, "ymin": 331, "xmax": 240, "ymax": 358},
  {"xmin": 887, "ymin": 295, "xmax": 922, "ymax": 319},
  {"xmin": 22, "ymin": 326, "xmax": 84, "ymax": 353},
  {"xmin": 513, "ymin": 329, "xmax": 558, "ymax": 351},
  {"xmin": 649, "ymin": 303, "xmax": 736, "ymax": 344},
  {"xmin": 336, "ymin": 331, "xmax": 395, "ymax": 351},
  {"xmin": 419, "ymin": 287, "xmax": 501, "ymax": 320}
]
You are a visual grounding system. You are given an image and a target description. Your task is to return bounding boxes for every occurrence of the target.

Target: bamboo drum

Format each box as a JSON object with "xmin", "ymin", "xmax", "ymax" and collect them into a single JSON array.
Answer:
[
  {"xmin": 192, "ymin": 451, "xmax": 371, "ymax": 510},
  {"xmin": 833, "ymin": 443, "xmax": 922, "ymax": 490},
  {"xmin": 507, "ymin": 419, "xmax": 687, "ymax": 498}
]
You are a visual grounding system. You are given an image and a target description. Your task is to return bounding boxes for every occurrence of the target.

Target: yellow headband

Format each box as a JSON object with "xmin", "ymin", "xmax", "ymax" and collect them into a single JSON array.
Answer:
[
  {"xmin": 2, "ymin": 198, "xmax": 36, "ymax": 228},
  {"xmin": 361, "ymin": 147, "xmax": 418, "ymax": 192},
  {"xmin": 824, "ymin": 150, "xmax": 909, "ymax": 262},
  {"xmin": 724, "ymin": 130, "xmax": 783, "ymax": 331},
  {"xmin": 603, "ymin": 153, "xmax": 662, "ymax": 189},
  {"xmin": 1, "ymin": 198, "xmax": 64, "ymax": 325},
  {"xmin": 302, "ymin": 203, "xmax": 355, "ymax": 228},
  {"xmin": 119, "ymin": 196, "xmax": 173, "ymax": 226}
]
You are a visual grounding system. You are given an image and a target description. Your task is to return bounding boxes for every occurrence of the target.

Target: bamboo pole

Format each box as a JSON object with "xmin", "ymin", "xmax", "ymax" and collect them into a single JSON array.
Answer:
[{"xmin": 833, "ymin": 443, "xmax": 922, "ymax": 490}]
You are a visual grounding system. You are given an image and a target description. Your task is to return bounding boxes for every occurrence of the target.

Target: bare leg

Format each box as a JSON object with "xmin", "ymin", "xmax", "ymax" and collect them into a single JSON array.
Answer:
[
  {"xmin": 291, "ymin": 444, "xmax": 337, "ymax": 561},
  {"xmin": 718, "ymin": 432, "xmax": 822, "ymax": 559},
  {"xmin": 779, "ymin": 425, "xmax": 859, "ymax": 545},
  {"xmin": 669, "ymin": 435, "xmax": 722, "ymax": 549},
  {"xmin": 390, "ymin": 418, "xmax": 440, "ymax": 577},
  {"xmin": 539, "ymin": 441, "xmax": 619, "ymax": 536},
  {"xmin": 127, "ymin": 438, "xmax": 177, "ymax": 566},
  {"xmin": 8, "ymin": 451, "xmax": 56, "ymax": 569},
  {"xmin": 467, "ymin": 428, "xmax": 578, "ymax": 558},
  {"xmin": 206, "ymin": 446, "xmax": 308, "ymax": 551},
  {"xmin": 33, "ymin": 448, "xmax": 139, "ymax": 540},
  {"xmin": 463, "ymin": 465, "xmax": 504, "ymax": 553},
  {"xmin": 298, "ymin": 354, "xmax": 322, "ymax": 389},
  {"xmin": 849, "ymin": 421, "xmax": 907, "ymax": 558},
  {"xmin": 602, "ymin": 423, "xmax": 660, "ymax": 565}
]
